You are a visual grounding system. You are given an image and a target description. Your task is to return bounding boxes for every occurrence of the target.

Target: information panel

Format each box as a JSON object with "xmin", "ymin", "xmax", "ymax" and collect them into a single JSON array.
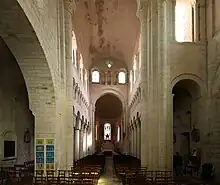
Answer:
[
  {"xmin": 36, "ymin": 139, "xmax": 44, "ymax": 170},
  {"xmin": 46, "ymin": 139, "xmax": 55, "ymax": 170},
  {"xmin": 35, "ymin": 138, "xmax": 55, "ymax": 170}
]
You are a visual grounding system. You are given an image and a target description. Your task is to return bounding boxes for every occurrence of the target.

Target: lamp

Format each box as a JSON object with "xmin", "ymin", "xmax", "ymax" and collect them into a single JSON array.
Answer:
[
  {"xmin": 105, "ymin": 60, "xmax": 113, "ymax": 68},
  {"xmin": 24, "ymin": 129, "xmax": 31, "ymax": 143}
]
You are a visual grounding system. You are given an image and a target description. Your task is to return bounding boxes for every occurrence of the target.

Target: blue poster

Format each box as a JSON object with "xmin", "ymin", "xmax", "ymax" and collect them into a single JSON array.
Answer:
[
  {"xmin": 36, "ymin": 152, "xmax": 44, "ymax": 159},
  {"xmin": 45, "ymin": 138, "xmax": 55, "ymax": 170},
  {"xmin": 46, "ymin": 158, "xmax": 54, "ymax": 163},
  {"xmin": 36, "ymin": 145, "xmax": 44, "ymax": 151},
  {"xmin": 36, "ymin": 158, "xmax": 44, "ymax": 163},
  {"xmin": 36, "ymin": 139, "xmax": 45, "ymax": 169},
  {"xmin": 46, "ymin": 145, "xmax": 54, "ymax": 151},
  {"xmin": 46, "ymin": 151, "xmax": 54, "ymax": 158}
]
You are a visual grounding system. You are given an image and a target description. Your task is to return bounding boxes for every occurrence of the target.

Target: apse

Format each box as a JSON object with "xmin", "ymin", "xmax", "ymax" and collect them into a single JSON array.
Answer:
[
  {"xmin": 95, "ymin": 94, "xmax": 123, "ymax": 119},
  {"xmin": 95, "ymin": 93, "xmax": 123, "ymax": 152}
]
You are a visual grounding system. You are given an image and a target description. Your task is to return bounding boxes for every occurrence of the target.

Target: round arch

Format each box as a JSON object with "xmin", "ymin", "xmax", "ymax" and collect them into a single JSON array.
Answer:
[
  {"xmin": 92, "ymin": 87, "xmax": 126, "ymax": 108},
  {"xmin": 172, "ymin": 75, "xmax": 205, "ymax": 160},
  {"xmin": 172, "ymin": 79, "xmax": 202, "ymax": 100},
  {"xmin": 75, "ymin": 111, "xmax": 81, "ymax": 129},
  {"xmin": 95, "ymin": 93, "xmax": 123, "ymax": 120},
  {"xmin": 0, "ymin": 1, "xmax": 56, "ymax": 120},
  {"xmin": 171, "ymin": 73, "xmax": 206, "ymax": 96}
]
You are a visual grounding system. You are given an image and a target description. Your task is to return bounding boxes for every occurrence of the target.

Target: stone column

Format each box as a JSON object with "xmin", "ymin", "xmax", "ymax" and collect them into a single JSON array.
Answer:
[
  {"xmin": 129, "ymin": 125, "xmax": 133, "ymax": 155},
  {"xmin": 128, "ymin": 126, "xmax": 130, "ymax": 155},
  {"xmin": 64, "ymin": 0, "xmax": 74, "ymax": 169},
  {"xmin": 85, "ymin": 127, "xmax": 88, "ymax": 156},
  {"xmin": 139, "ymin": 119, "xmax": 141, "ymax": 159},
  {"xmin": 136, "ymin": 119, "xmax": 141, "ymax": 159},
  {"xmin": 73, "ymin": 114, "xmax": 76, "ymax": 162},
  {"xmin": 79, "ymin": 119, "xmax": 84, "ymax": 159},
  {"xmin": 83, "ymin": 125, "xmax": 87, "ymax": 157},
  {"xmin": 90, "ymin": 104, "xmax": 95, "ymax": 154},
  {"xmin": 137, "ymin": 0, "xmax": 171, "ymax": 170},
  {"xmin": 137, "ymin": 0, "xmax": 149, "ymax": 167},
  {"xmin": 79, "ymin": 128, "xmax": 84, "ymax": 159},
  {"xmin": 132, "ymin": 124, "xmax": 135, "ymax": 156},
  {"xmin": 133, "ymin": 123, "xmax": 137, "ymax": 157},
  {"xmin": 74, "ymin": 128, "xmax": 80, "ymax": 161},
  {"xmin": 105, "ymin": 72, "xmax": 108, "ymax": 85},
  {"xmin": 129, "ymin": 125, "xmax": 132, "ymax": 155}
]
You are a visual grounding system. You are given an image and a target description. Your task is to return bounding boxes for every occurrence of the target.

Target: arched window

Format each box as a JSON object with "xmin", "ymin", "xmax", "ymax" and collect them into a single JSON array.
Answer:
[
  {"xmin": 117, "ymin": 126, "xmax": 120, "ymax": 142},
  {"xmin": 92, "ymin": 70, "xmax": 100, "ymax": 83},
  {"xmin": 72, "ymin": 31, "xmax": 77, "ymax": 67},
  {"xmin": 118, "ymin": 71, "xmax": 126, "ymax": 84},
  {"xmin": 104, "ymin": 123, "xmax": 111, "ymax": 141}
]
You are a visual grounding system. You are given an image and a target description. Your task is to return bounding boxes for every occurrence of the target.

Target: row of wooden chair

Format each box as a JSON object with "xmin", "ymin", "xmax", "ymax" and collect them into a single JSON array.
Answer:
[
  {"xmin": 0, "ymin": 155, "xmax": 105, "ymax": 185},
  {"xmin": 113, "ymin": 155, "xmax": 218, "ymax": 185},
  {"xmin": 32, "ymin": 154, "xmax": 105, "ymax": 185},
  {"xmin": 0, "ymin": 160, "xmax": 34, "ymax": 185}
]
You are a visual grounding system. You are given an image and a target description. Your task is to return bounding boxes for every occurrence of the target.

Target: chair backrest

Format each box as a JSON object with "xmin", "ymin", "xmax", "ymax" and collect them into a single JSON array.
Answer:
[{"xmin": 201, "ymin": 163, "xmax": 215, "ymax": 180}]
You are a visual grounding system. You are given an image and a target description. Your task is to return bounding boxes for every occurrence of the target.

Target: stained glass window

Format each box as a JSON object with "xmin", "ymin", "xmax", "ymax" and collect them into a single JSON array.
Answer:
[{"xmin": 104, "ymin": 123, "xmax": 111, "ymax": 140}]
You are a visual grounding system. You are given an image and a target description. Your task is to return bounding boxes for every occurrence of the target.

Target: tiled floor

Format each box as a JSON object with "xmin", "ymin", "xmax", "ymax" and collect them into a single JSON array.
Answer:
[{"xmin": 97, "ymin": 156, "xmax": 122, "ymax": 185}]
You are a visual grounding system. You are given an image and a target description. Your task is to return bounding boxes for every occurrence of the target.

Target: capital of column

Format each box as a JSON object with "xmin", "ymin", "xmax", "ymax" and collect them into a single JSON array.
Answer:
[
  {"xmin": 74, "ymin": 127, "xmax": 80, "ymax": 131},
  {"xmin": 136, "ymin": 0, "xmax": 149, "ymax": 22},
  {"xmin": 133, "ymin": 121, "xmax": 138, "ymax": 129},
  {"xmin": 128, "ymin": 125, "xmax": 133, "ymax": 131},
  {"xmin": 83, "ymin": 124, "xmax": 87, "ymax": 131},
  {"xmin": 131, "ymin": 123, "xmax": 135, "ymax": 130},
  {"xmin": 137, "ymin": 117, "xmax": 141, "ymax": 126}
]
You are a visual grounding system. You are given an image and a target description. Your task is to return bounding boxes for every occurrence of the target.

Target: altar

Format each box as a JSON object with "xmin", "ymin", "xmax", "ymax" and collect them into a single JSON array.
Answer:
[{"xmin": 101, "ymin": 141, "xmax": 114, "ymax": 152}]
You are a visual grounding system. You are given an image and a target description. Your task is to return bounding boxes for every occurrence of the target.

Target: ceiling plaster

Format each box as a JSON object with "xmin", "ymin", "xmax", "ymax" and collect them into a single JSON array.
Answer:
[{"xmin": 73, "ymin": 0, "xmax": 140, "ymax": 69}]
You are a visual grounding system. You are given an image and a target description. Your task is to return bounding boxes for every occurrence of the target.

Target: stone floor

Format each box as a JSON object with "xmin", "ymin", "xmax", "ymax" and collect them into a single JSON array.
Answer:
[{"xmin": 97, "ymin": 156, "xmax": 122, "ymax": 185}]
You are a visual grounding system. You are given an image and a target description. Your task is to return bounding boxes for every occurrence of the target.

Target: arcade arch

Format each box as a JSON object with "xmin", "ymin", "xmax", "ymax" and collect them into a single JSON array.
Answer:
[
  {"xmin": 172, "ymin": 79, "xmax": 202, "ymax": 169},
  {"xmin": 0, "ymin": 0, "xmax": 56, "ymax": 134},
  {"xmin": 0, "ymin": 37, "xmax": 34, "ymax": 164},
  {"xmin": 94, "ymin": 93, "xmax": 123, "ymax": 153}
]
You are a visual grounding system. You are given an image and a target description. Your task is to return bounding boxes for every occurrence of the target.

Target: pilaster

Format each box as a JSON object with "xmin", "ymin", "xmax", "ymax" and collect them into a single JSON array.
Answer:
[
  {"xmin": 137, "ymin": 0, "xmax": 149, "ymax": 167},
  {"xmin": 137, "ymin": 0, "xmax": 172, "ymax": 170},
  {"xmin": 133, "ymin": 122, "xmax": 137, "ymax": 157},
  {"xmin": 83, "ymin": 124, "xmax": 88, "ymax": 157},
  {"xmin": 63, "ymin": 0, "xmax": 74, "ymax": 169},
  {"xmin": 79, "ymin": 120, "xmax": 84, "ymax": 158},
  {"xmin": 137, "ymin": 118, "xmax": 141, "ymax": 159},
  {"xmin": 129, "ymin": 124, "xmax": 133, "ymax": 155},
  {"xmin": 74, "ymin": 127, "xmax": 80, "ymax": 161}
]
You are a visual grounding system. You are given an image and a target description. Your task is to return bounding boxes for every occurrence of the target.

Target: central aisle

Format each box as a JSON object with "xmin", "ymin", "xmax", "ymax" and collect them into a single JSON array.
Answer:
[{"xmin": 98, "ymin": 156, "xmax": 122, "ymax": 185}]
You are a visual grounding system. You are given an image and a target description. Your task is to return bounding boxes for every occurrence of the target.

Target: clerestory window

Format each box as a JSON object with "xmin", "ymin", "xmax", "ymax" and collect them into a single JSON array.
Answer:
[{"xmin": 92, "ymin": 70, "xmax": 100, "ymax": 83}]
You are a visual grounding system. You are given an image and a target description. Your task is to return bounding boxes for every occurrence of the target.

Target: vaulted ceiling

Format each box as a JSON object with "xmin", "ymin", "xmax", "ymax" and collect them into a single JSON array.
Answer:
[{"xmin": 73, "ymin": 0, "xmax": 140, "ymax": 68}]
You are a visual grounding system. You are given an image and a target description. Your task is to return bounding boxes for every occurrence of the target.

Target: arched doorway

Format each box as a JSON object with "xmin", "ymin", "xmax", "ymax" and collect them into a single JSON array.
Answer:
[
  {"xmin": 95, "ymin": 94, "xmax": 123, "ymax": 154},
  {"xmin": 0, "ymin": 37, "xmax": 34, "ymax": 164},
  {"xmin": 172, "ymin": 79, "xmax": 202, "ymax": 171}
]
